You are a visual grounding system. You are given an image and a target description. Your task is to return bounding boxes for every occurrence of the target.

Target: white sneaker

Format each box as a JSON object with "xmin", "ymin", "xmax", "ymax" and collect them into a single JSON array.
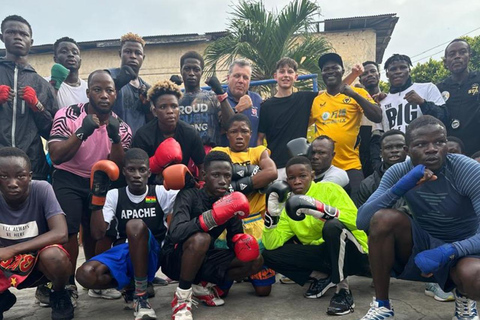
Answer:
[
  {"xmin": 359, "ymin": 298, "xmax": 394, "ymax": 320},
  {"xmin": 425, "ymin": 283, "xmax": 454, "ymax": 302},
  {"xmin": 172, "ymin": 287, "xmax": 197, "ymax": 320},
  {"xmin": 133, "ymin": 294, "xmax": 156, "ymax": 320},
  {"xmin": 192, "ymin": 283, "xmax": 225, "ymax": 307},
  {"xmin": 453, "ymin": 289, "xmax": 479, "ymax": 320},
  {"xmin": 88, "ymin": 288, "xmax": 122, "ymax": 300}
]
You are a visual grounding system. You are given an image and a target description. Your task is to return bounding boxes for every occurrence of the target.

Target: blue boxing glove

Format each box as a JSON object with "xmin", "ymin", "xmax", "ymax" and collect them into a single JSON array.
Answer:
[
  {"xmin": 414, "ymin": 244, "xmax": 458, "ymax": 275},
  {"xmin": 391, "ymin": 164, "xmax": 426, "ymax": 196}
]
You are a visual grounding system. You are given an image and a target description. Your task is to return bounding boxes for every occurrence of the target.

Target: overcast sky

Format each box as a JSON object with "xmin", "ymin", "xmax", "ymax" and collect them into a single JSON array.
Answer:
[{"xmin": 2, "ymin": 0, "xmax": 480, "ymax": 75}]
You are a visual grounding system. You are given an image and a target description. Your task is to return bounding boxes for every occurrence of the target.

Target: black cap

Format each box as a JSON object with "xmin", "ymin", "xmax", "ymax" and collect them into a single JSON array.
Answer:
[{"xmin": 318, "ymin": 53, "xmax": 344, "ymax": 70}]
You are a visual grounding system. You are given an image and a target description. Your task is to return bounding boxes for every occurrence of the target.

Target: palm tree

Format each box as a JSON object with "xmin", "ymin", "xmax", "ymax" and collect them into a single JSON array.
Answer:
[{"xmin": 204, "ymin": 0, "xmax": 331, "ymax": 96}]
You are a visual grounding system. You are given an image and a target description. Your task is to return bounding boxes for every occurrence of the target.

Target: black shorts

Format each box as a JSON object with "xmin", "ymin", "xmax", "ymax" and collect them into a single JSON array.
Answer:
[
  {"xmin": 52, "ymin": 169, "xmax": 91, "ymax": 235},
  {"xmin": 161, "ymin": 244, "xmax": 235, "ymax": 285},
  {"xmin": 393, "ymin": 217, "xmax": 480, "ymax": 292}
]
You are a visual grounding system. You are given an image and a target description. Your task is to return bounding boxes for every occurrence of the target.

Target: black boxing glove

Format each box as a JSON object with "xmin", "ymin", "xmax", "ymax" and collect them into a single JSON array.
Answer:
[
  {"xmin": 112, "ymin": 65, "xmax": 136, "ymax": 91},
  {"xmin": 107, "ymin": 115, "xmax": 121, "ymax": 144},
  {"xmin": 287, "ymin": 137, "xmax": 310, "ymax": 158},
  {"xmin": 285, "ymin": 195, "xmax": 339, "ymax": 221},
  {"xmin": 75, "ymin": 114, "xmax": 99, "ymax": 141},
  {"xmin": 229, "ymin": 176, "xmax": 254, "ymax": 195},
  {"xmin": 232, "ymin": 164, "xmax": 260, "ymax": 181},
  {"xmin": 170, "ymin": 75, "xmax": 183, "ymax": 86}
]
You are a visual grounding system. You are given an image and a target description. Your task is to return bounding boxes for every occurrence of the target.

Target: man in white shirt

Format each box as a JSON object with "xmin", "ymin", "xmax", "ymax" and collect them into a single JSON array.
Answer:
[
  {"xmin": 308, "ymin": 135, "xmax": 349, "ymax": 187},
  {"xmin": 376, "ymin": 54, "xmax": 447, "ymax": 133},
  {"xmin": 49, "ymin": 37, "xmax": 88, "ymax": 108}
]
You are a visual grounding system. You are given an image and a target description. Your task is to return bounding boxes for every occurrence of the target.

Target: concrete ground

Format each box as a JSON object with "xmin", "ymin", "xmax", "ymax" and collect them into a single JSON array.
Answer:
[{"xmin": 4, "ymin": 252, "xmax": 464, "ymax": 320}]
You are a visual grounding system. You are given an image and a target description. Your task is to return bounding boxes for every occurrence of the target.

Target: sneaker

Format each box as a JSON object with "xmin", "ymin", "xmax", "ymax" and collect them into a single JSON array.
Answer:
[
  {"xmin": 152, "ymin": 277, "xmax": 168, "ymax": 286},
  {"xmin": 35, "ymin": 283, "xmax": 52, "ymax": 307},
  {"xmin": 123, "ymin": 289, "xmax": 135, "ymax": 310},
  {"xmin": 133, "ymin": 294, "xmax": 157, "ymax": 320},
  {"xmin": 304, "ymin": 277, "xmax": 335, "ymax": 299},
  {"xmin": 192, "ymin": 283, "xmax": 225, "ymax": 306},
  {"xmin": 0, "ymin": 290, "xmax": 16, "ymax": 320},
  {"xmin": 211, "ymin": 284, "xmax": 230, "ymax": 299},
  {"xmin": 50, "ymin": 289, "xmax": 74, "ymax": 320},
  {"xmin": 147, "ymin": 282, "xmax": 155, "ymax": 298},
  {"xmin": 327, "ymin": 289, "xmax": 355, "ymax": 315},
  {"xmin": 88, "ymin": 288, "xmax": 122, "ymax": 300},
  {"xmin": 453, "ymin": 289, "xmax": 479, "ymax": 320},
  {"xmin": 279, "ymin": 276, "xmax": 296, "ymax": 284},
  {"xmin": 172, "ymin": 287, "xmax": 197, "ymax": 320},
  {"xmin": 425, "ymin": 283, "xmax": 454, "ymax": 302},
  {"xmin": 65, "ymin": 284, "xmax": 78, "ymax": 308},
  {"xmin": 359, "ymin": 298, "xmax": 394, "ymax": 320}
]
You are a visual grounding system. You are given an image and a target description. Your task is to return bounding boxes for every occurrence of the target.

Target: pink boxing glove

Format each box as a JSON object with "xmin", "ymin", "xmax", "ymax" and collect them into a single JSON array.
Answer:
[
  {"xmin": 232, "ymin": 233, "xmax": 260, "ymax": 262},
  {"xmin": 149, "ymin": 137, "xmax": 182, "ymax": 174}
]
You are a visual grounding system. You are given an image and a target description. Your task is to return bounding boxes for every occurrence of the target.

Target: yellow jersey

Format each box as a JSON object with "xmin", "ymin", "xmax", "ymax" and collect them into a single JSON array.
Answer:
[
  {"xmin": 310, "ymin": 87, "xmax": 375, "ymax": 171},
  {"xmin": 212, "ymin": 146, "xmax": 268, "ymax": 215}
]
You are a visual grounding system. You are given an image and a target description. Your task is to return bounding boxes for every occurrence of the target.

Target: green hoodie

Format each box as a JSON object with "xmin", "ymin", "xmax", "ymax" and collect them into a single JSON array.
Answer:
[{"xmin": 263, "ymin": 181, "xmax": 368, "ymax": 253}]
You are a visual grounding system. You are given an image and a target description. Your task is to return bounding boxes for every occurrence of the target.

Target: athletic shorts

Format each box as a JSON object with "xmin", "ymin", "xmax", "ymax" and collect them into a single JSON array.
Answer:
[
  {"xmin": 0, "ymin": 244, "xmax": 69, "ymax": 291},
  {"xmin": 214, "ymin": 212, "xmax": 266, "ymax": 251},
  {"xmin": 392, "ymin": 218, "xmax": 480, "ymax": 292},
  {"xmin": 161, "ymin": 245, "xmax": 235, "ymax": 285},
  {"xmin": 52, "ymin": 169, "xmax": 91, "ymax": 235},
  {"xmin": 249, "ymin": 266, "xmax": 275, "ymax": 287},
  {"xmin": 89, "ymin": 230, "xmax": 160, "ymax": 290}
]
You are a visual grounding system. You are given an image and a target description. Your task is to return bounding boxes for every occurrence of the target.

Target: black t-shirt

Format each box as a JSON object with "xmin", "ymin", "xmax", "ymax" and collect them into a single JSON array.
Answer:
[
  {"xmin": 437, "ymin": 71, "xmax": 480, "ymax": 156},
  {"xmin": 258, "ymin": 91, "xmax": 317, "ymax": 167},
  {"xmin": 162, "ymin": 188, "xmax": 243, "ymax": 253},
  {"xmin": 132, "ymin": 119, "xmax": 205, "ymax": 166}
]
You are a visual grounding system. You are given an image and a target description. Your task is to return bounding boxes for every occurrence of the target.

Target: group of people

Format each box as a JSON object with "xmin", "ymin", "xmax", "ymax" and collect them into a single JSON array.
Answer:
[{"xmin": 1, "ymin": 13, "xmax": 480, "ymax": 320}]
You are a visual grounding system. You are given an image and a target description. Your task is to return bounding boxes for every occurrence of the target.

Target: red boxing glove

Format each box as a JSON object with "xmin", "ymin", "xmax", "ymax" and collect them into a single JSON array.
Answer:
[
  {"xmin": 232, "ymin": 233, "xmax": 260, "ymax": 262},
  {"xmin": 22, "ymin": 86, "xmax": 45, "ymax": 112},
  {"xmin": 0, "ymin": 85, "xmax": 12, "ymax": 105},
  {"xmin": 90, "ymin": 160, "xmax": 120, "ymax": 210},
  {"xmin": 199, "ymin": 192, "xmax": 250, "ymax": 231},
  {"xmin": 149, "ymin": 137, "xmax": 182, "ymax": 174},
  {"xmin": 163, "ymin": 164, "xmax": 198, "ymax": 190}
]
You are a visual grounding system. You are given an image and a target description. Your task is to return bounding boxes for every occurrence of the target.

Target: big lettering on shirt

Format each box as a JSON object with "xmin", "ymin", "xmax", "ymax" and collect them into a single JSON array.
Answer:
[
  {"xmin": 179, "ymin": 103, "xmax": 210, "ymax": 132},
  {"xmin": 120, "ymin": 207, "xmax": 156, "ymax": 219},
  {"xmin": 385, "ymin": 102, "xmax": 419, "ymax": 130}
]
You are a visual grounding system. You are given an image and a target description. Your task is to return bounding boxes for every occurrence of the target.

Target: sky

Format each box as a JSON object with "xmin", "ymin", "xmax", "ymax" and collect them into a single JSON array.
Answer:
[{"xmin": 2, "ymin": 0, "xmax": 480, "ymax": 76}]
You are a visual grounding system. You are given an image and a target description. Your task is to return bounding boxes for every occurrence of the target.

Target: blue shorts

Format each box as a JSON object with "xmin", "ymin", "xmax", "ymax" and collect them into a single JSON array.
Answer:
[
  {"xmin": 393, "ymin": 218, "xmax": 480, "ymax": 292},
  {"xmin": 90, "ymin": 230, "xmax": 160, "ymax": 290},
  {"xmin": 249, "ymin": 265, "xmax": 276, "ymax": 287}
]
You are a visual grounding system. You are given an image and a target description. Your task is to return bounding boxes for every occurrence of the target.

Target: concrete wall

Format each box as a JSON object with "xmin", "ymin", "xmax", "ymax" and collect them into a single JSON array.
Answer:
[
  {"xmin": 27, "ymin": 29, "xmax": 376, "ymax": 86},
  {"xmin": 322, "ymin": 29, "xmax": 377, "ymax": 75}
]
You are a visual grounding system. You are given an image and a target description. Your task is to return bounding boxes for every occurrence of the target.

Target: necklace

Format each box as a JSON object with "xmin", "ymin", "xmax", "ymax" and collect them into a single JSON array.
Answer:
[{"xmin": 64, "ymin": 79, "xmax": 81, "ymax": 87}]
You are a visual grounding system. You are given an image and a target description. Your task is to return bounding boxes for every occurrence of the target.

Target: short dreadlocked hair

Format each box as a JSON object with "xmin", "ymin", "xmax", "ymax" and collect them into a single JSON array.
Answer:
[
  {"xmin": 53, "ymin": 36, "xmax": 79, "ymax": 55},
  {"xmin": 120, "ymin": 32, "xmax": 145, "ymax": 48},
  {"xmin": 147, "ymin": 80, "xmax": 182, "ymax": 103},
  {"xmin": 384, "ymin": 54, "xmax": 412, "ymax": 71}
]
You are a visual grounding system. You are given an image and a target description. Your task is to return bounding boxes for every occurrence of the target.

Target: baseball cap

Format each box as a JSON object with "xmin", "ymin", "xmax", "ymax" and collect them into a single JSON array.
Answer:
[{"xmin": 318, "ymin": 53, "xmax": 344, "ymax": 70}]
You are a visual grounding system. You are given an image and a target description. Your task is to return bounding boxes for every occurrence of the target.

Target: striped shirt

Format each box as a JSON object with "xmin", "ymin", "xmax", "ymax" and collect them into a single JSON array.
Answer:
[{"xmin": 357, "ymin": 154, "xmax": 480, "ymax": 257}]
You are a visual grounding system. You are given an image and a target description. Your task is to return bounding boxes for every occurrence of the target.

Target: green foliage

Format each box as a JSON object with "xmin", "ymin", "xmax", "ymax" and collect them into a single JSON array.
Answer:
[
  {"xmin": 204, "ymin": 0, "xmax": 330, "ymax": 96},
  {"xmin": 410, "ymin": 35, "xmax": 480, "ymax": 84},
  {"xmin": 411, "ymin": 58, "xmax": 449, "ymax": 84},
  {"xmin": 379, "ymin": 80, "xmax": 390, "ymax": 93}
]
